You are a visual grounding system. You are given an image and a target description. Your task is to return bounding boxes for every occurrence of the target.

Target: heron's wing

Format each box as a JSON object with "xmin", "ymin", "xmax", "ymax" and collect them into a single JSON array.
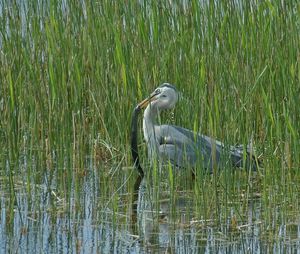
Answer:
[
  {"xmin": 156, "ymin": 125, "xmax": 223, "ymax": 170},
  {"xmin": 156, "ymin": 125, "xmax": 259, "ymax": 170},
  {"xmin": 158, "ymin": 142, "xmax": 209, "ymax": 169}
]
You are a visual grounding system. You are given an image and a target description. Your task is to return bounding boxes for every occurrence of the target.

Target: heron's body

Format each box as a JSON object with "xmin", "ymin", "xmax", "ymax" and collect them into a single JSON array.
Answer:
[{"xmin": 138, "ymin": 83, "xmax": 259, "ymax": 171}]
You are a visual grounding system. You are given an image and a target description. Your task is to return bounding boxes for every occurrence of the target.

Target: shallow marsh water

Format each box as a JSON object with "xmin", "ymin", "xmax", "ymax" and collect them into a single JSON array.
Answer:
[{"xmin": 1, "ymin": 162, "xmax": 299, "ymax": 254}]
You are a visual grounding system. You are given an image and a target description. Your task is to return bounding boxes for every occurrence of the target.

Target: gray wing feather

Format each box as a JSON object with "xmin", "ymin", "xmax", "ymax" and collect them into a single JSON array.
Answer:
[
  {"xmin": 156, "ymin": 125, "xmax": 258, "ymax": 171},
  {"xmin": 158, "ymin": 142, "xmax": 210, "ymax": 169},
  {"xmin": 157, "ymin": 125, "xmax": 222, "ymax": 170}
]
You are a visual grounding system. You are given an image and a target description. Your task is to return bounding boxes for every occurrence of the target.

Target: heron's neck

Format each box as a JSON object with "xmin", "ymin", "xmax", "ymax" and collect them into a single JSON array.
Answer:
[{"xmin": 143, "ymin": 105, "xmax": 160, "ymax": 159}]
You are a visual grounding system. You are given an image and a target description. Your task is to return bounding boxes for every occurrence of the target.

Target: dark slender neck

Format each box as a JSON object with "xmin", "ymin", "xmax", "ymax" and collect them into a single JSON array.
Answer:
[{"xmin": 131, "ymin": 106, "xmax": 144, "ymax": 176}]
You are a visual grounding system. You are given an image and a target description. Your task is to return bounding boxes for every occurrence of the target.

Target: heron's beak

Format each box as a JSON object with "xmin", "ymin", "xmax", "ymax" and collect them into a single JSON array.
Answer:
[{"xmin": 138, "ymin": 91, "xmax": 160, "ymax": 109}]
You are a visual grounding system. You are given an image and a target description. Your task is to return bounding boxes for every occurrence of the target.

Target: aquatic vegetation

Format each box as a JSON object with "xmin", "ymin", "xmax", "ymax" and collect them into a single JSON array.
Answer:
[{"xmin": 0, "ymin": 1, "xmax": 299, "ymax": 253}]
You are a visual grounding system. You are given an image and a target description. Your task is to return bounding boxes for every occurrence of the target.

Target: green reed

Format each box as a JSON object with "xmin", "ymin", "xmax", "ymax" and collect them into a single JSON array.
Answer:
[{"xmin": 0, "ymin": 0, "xmax": 299, "ymax": 241}]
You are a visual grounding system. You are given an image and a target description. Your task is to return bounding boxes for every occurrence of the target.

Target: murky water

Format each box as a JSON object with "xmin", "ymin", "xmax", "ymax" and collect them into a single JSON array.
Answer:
[{"xmin": 1, "ymin": 164, "xmax": 299, "ymax": 254}]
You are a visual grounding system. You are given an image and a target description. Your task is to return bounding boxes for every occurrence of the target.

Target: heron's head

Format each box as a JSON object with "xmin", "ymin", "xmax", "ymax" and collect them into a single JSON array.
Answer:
[{"xmin": 138, "ymin": 83, "xmax": 178, "ymax": 110}]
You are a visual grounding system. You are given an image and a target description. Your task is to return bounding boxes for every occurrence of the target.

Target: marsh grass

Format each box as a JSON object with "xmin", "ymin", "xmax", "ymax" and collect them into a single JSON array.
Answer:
[{"xmin": 0, "ymin": 0, "xmax": 300, "ymax": 252}]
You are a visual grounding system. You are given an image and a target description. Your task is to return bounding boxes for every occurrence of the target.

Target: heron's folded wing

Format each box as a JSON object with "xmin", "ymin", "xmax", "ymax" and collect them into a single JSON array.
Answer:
[
  {"xmin": 158, "ymin": 125, "xmax": 224, "ymax": 169},
  {"xmin": 158, "ymin": 143, "xmax": 198, "ymax": 168},
  {"xmin": 158, "ymin": 125, "xmax": 260, "ymax": 170},
  {"xmin": 158, "ymin": 135, "xmax": 214, "ymax": 169}
]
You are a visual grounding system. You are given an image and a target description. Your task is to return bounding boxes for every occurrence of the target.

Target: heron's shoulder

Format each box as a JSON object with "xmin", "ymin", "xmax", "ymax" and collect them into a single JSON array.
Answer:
[
  {"xmin": 155, "ymin": 124, "xmax": 220, "ymax": 144},
  {"xmin": 169, "ymin": 125, "xmax": 202, "ymax": 139},
  {"xmin": 165, "ymin": 125, "xmax": 224, "ymax": 146},
  {"xmin": 155, "ymin": 124, "xmax": 191, "ymax": 136},
  {"xmin": 155, "ymin": 125, "xmax": 199, "ymax": 142}
]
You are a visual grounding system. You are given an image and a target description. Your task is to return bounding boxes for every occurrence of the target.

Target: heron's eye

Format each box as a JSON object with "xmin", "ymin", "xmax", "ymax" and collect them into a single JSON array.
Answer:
[{"xmin": 155, "ymin": 89, "xmax": 160, "ymax": 94}]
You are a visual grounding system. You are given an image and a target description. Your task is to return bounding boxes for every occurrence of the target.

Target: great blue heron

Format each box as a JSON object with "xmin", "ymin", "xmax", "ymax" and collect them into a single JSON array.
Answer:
[{"xmin": 136, "ymin": 83, "xmax": 260, "ymax": 171}]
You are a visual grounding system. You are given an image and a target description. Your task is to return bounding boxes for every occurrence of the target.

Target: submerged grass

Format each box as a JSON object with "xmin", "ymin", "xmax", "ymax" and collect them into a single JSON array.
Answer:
[{"xmin": 0, "ymin": 0, "xmax": 300, "ymax": 251}]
